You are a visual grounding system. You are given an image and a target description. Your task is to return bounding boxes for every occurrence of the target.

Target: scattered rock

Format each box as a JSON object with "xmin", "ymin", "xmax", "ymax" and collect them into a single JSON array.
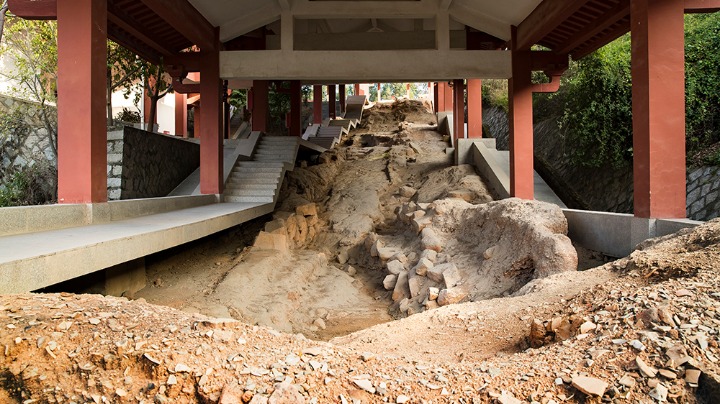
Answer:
[
  {"xmin": 437, "ymin": 287, "xmax": 468, "ymax": 306},
  {"xmin": 571, "ymin": 376, "xmax": 608, "ymax": 397},
  {"xmin": 383, "ymin": 275, "xmax": 398, "ymax": 291}
]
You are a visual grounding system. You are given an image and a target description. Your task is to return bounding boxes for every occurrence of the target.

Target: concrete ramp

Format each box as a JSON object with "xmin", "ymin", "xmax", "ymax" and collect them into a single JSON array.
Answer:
[{"xmin": 462, "ymin": 139, "xmax": 567, "ymax": 208}]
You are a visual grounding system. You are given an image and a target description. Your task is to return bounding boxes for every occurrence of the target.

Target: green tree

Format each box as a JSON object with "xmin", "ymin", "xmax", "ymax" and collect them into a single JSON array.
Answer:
[
  {"xmin": 0, "ymin": 17, "xmax": 59, "ymax": 159},
  {"xmin": 106, "ymin": 41, "xmax": 143, "ymax": 126},
  {"xmin": 0, "ymin": 0, "xmax": 8, "ymax": 44},
  {"xmin": 685, "ymin": 13, "xmax": 720, "ymax": 158}
]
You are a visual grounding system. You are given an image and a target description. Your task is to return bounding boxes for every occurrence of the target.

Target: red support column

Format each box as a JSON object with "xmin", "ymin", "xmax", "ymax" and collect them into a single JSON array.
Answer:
[
  {"xmin": 434, "ymin": 82, "xmax": 440, "ymax": 113},
  {"xmin": 328, "ymin": 84, "xmax": 336, "ymax": 119},
  {"xmin": 339, "ymin": 84, "xmax": 346, "ymax": 114},
  {"xmin": 452, "ymin": 79, "xmax": 465, "ymax": 140},
  {"xmin": 56, "ymin": 0, "xmax": 107, "ymax": 203},
  {"xmin": 289, "ymin": 80, "xmax": 302, "ymax": 137},
  {"xmin": 313, "ymin": 85, "xmax": 323, "ymax": 124},
  {"xmin": 252, "ymin": 80, "xmax": 269, "ymax": 132},
  {"xmin": 509, "ymin": 27, "xmax": 534, "ymax": 200},
  {"xmin": 193, "ymin": 104, "xmax": 201, "ymax": 139},
  {"xmin": 467, "ymin": 79, "xmax": 483, "ymax": 138},
  {"xmin": 175, "ymin": 92, "xmax": 188, "ymax": 137},
  {"xmin": 631, "ymin": 0, "xmax": 686, "ymax": 218},
  {"xmin": 199, "ymin": 29, "xmax": 223, "ymax": 195},
  {"xmin": 377, "ymin": 83, "xmax": 382, "ymax": 102},
  {"xmin": 224, "ymin": 85, "xmax": 231, "ymax": 140},
  {"xmin": 443, "ymin": 82, "xmax": 453, "ymax": 113},
  {"xmin": 354, "ymin": 83, "xmax": 361, "ymax": 95}
]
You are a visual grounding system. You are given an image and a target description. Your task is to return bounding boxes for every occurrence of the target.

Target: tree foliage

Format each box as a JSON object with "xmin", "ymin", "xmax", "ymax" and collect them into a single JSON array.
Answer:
[
  {"xmin": 107, "ymin": 41, "xmax": 143, "ymax": 126},
  {"xmin": 0, "ymin": 17, "xmax": 58, "ymax": 159},
  {"xmin": 531, "ymin": 12, "xmax": 720, "ymax": 168},
  {"xmin": 555, "ymin": 35, "xmax": 633, "ymax": 169},
  {"xmin": 685, "ymin": 13, "xmax": 720, "ymax": 158}
]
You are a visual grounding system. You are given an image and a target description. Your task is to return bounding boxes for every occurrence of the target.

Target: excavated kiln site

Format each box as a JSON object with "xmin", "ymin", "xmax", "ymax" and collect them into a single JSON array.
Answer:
[{"xmin": 2, "ymin": 101, "xmax": 720, "ymax": 403}]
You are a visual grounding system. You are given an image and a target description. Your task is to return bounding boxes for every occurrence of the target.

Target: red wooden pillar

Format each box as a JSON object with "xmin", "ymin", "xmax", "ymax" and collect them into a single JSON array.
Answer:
[
  {"xmin": 631, "ymin": 0, "xmax": 686, "ymax": 218},
  {"xmin": 313, "ymin": 85, "xmax": 323, "ymax": 124},
  {"xmin": 193, "ymin": 104, "xmax": 201, "ymax": 139},
  {"xmin": 339, "ymin": 84, "xmax": 346, "ymax": 114},
  {"xmin": 467, "ymin": 79, "xmax": 483, "ymax": 138},
  {"xmin": 224, "ymin": 85, "xmax": 231, "ymax": 140},
  {"xmin": 434, "ymin": 83, "xmax": 440, "ymax": 113},
  {"xmin": 354, "ymin": 83, "xmax": 361, "ymax": 95},
  {"xmin": 56, "ymin": 0, "xmax": 107, "ymax": 203},
  {"xmin": 252, "ymin": 80, "xmax": 269, "ymax": 132},
  {"xmin": 376, "ymin": 83, "xmax": 382, "ymax": 102},
  {"xmin": 443, "ymin": 82, "xmax": 453, "ymax": 113},
  {"xmin": 175, "ymin": 92, "xmax": 188, "ymax": 137},
  {"xmin": 509, "ymin": 27, "xmax": 534, "ymax": 200},
  {"xmin": 452, "ymin": 79, "xmax": 465, "ymax": 140},
  {"xmin": 328, "ymin": 84, "xmax": 336, "ymax": 119},
  {"xmin": 199, "ymin": 29, "xmax": 223, "ymax": 195},
  {"xmin": 289, "ymin": 80, "xmax": 302, "ymax": 137}
]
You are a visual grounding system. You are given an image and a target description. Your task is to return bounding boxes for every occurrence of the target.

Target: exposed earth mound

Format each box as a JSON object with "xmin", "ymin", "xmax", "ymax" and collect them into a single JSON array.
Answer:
[
  {"xmin": 2, "ymin": 100, "xmax": 718, "ymax": 403},
  {"xmin": 2, "ymin": 220, "xmax": 720, "ymax": 402}
]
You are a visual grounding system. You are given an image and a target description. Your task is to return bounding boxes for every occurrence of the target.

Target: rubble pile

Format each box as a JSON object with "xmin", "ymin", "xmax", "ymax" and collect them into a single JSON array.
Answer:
[{"xmin": 370, "ymin": 197, "xmax": 578, "ymax": 317}]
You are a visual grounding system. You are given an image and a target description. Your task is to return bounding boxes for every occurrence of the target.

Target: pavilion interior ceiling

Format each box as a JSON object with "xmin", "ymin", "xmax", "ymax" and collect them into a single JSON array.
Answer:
[{"xmin": 96, "ymin": 0, "xmax": 640, "ymax": 64}]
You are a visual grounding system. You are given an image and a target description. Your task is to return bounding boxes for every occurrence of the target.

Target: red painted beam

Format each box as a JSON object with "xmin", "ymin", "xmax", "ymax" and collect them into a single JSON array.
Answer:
[
  {"xmin": 7, "ymin": 0, "xmax": 56, "ymax": 20},
  {"xmin": 516, "ymin": 0, "xmax": 589, "ymax": 51},
  {"xmin": 555, "ymin": 2, "xmax": 631, "ymax": 55},
  {"xmin": 686, "ymin": 0, "xmax": 720, "ymax": 12},
  {"xmin": 531, "ymin": 75, "xmax": 562, "ymax": 93},
  {"xmin": 137, "ymin": 0, "xmax": 216, "ymax": 52}
]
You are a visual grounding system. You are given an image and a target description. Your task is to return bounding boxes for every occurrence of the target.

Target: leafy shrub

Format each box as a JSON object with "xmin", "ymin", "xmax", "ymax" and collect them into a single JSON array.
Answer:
[
  {"xmin": 115, "ymin": 107, "xmax": 141, "ymax": 123},
  {"xmin": 0, "ymin": 162, "xmax": 57, "ymax": 207}
]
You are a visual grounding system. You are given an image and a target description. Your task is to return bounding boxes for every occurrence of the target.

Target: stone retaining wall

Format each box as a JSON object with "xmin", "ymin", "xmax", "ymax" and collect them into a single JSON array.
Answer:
[
  {"xmin": 0, "ymin": 95, "xmax": 56, "ymax": 173},
  {"xmin": 112, "ymin": 127, "xmax": 200, "ymax": 200},
  {"xmin": 484, "ymin": 109, "xmax": 719, "ymax": 221},
  {"xmin": 687, "ymin": 166, "xmax": 720, "ymax": 221}
]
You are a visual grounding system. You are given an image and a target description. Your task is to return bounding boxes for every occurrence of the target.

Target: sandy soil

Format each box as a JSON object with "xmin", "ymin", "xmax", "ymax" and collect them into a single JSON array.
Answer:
[{"xmin": 2, "ymin": 101, "xmax": 717, "ymax": 403}]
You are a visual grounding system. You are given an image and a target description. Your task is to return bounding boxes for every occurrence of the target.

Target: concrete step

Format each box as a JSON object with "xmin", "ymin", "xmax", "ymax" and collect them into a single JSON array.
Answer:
[
  {"xmin": 230, "ymin": 171, "xmax": 281, "ymax": 180},
  {"xmin": 225, "ymin": 182, "xmax": 278, "ymax": 190},
  {"xmin": 236, "ymin": 161, "xmax": 285, "ymax": 169},
  {"xmin": 260, "ymin": 138, "xmax": 298, "ymax": 144},
  {"xmin": 225, "ymin": 195, "xmax": 275, "ymax": 203},
  {"xmin": 255, "ymin": 149, "xmax": 296, "ymax": 156},
  {"xmin": 224, "ymin": 188, "xmax": 276, "ymax": 197},
  {"xmin": 227, "ymin": 175, "xmax": 280, "ymax": 187},
  {"xmin": 257, "ymin": 144, "xmax": 297, "ymax": 150},
  {"xmin": 231, "ymin": 166, "xmax": 283, "ymax": 174}
]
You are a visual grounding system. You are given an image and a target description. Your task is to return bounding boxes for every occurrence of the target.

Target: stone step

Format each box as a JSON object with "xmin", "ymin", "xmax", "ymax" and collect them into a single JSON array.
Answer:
[
  {"xmin": 231, "ymin": 166, "xmax": 283, "ymax": 173},
  {"xmin": 256, "ymin": 150, "xmax": 296, "ymax": 156},
  {"xmin": 225, "ymin": 195, "xmax": 275, "ymax": 203},
  {"xmin": 229, "ymin": 171, "xmax": 282, "ymax": 180},
  {"xmin": 227, "ymin": 175, "xmax": 280, "ymax": 184},
  {"xmin": 224, "ymin": 188, "xmax": 276, "ymax": 197},
  {"xmin": 225, "ymin": 182, "xmax": 278, "ymax": 190},
  {"xmin": 236, "ymin": 161, "xmax": 285, "ymax": 168}
]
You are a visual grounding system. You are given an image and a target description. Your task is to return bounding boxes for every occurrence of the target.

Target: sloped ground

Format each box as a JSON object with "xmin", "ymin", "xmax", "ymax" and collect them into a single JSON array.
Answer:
[
  {"xmin": 1, "ymin": 220, "xmax": 720, "ymax": 402},
  {"xmin": 1, "ymin": 101, "xmax": 718, "ymax": 402}
]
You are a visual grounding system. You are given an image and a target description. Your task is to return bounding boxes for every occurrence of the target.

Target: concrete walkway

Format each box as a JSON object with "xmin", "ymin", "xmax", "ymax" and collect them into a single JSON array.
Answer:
[
  {"xmin": 462, "ymin": 139, "xmax": 567, "ymax": 208},
  {"xmin": 0, "ymin": 201, "xmax": 274, "ymax": 294}
]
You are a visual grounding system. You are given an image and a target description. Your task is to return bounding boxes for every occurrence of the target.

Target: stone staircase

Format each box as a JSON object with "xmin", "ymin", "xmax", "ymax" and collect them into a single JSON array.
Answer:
[{"xmin": 224, "ymin": 136, "xmax": 299, "ymax": 204}]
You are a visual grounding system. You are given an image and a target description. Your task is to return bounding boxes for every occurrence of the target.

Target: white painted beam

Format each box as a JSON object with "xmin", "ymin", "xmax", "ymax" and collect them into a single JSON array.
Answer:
[
  {"xmin": 220, "ymin": 3, "xmax": 280, "ymax": 42},
  {"xmin": 281, "ymin": 11, "xmax": 293, "ymax": 51},
  {"xmin": 291, "ymin": 0, "xmax": 437, "ymax": 19},
  {"xmin": 436, "ymin": 11, "xmax": 450, "ymax": 50},
  {"xmin": 220, "ymin": 50, "xmax": 511, "ymax": 81},
  {"xmin": 450, "ymin": 2, "xmax": 511, "ymax": 41}
]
